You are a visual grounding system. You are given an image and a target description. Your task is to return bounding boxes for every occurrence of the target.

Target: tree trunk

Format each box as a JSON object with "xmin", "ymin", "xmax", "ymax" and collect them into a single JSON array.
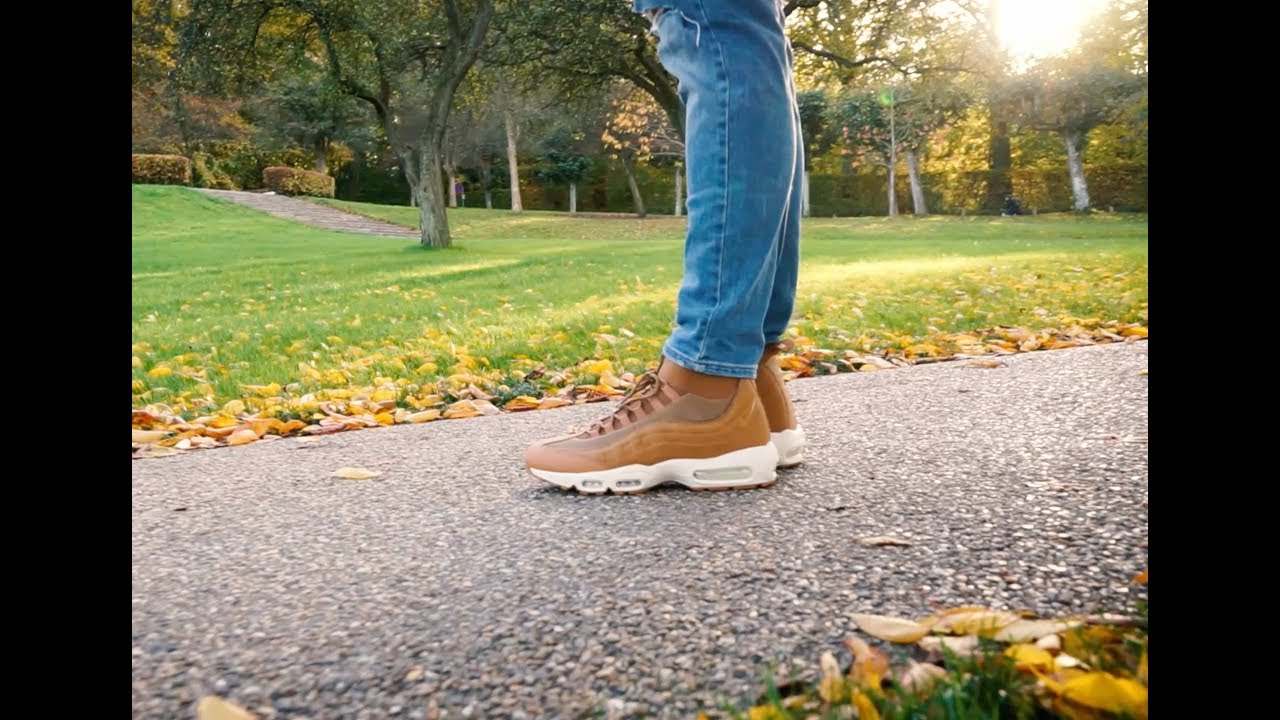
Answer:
[
  {"xmin": 446, "ymin": 167, "xmax": 458, "ymax": 208},
  {"xmin": 569, "ymin": 182, "xmax": 578, "ymax": 214},
  {"xmin": 417, "ymin": 142, "xmax": 451, "ymax": 247},
  {"xmin": 504, "ymin": 111, "xmax": 523, "ymax": 213},
  {"xmin": 674, "ymin": 165, "xmax": 683, "ymax": 217},
  {"xmin": 621, "ymin": 156, "xmax": 646, "ymax": 218},
  {"xmin": 984, "ymin": 99, "xmax": 1014, "ymax": 214},
  {"xmin": 313, "ymin": 137, "xmax": 329, "ymax": 174},
  {"xmin": 906, "ymin": 150, "xmax": 928, "ymax": 215},
  {"xmin": 481, "ymin": 160, "xmax": 493, "ymax": 209},
  {"xmin": 801, "ymin": 171, "xmax": 811, "ymax": 217},
  {"xmin": 887, "ymin": 95, "xmax": 898, "ymax": 217},
  {"xmin": 1063, "ymin": 130, "xmax": 1090, "ymax": 212}
]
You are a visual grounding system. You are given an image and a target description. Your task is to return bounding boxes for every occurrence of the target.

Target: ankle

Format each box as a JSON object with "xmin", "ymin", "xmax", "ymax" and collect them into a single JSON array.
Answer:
[{"xmin": 658, "ymin": 358, "xmax": 739, "ymax": 399}]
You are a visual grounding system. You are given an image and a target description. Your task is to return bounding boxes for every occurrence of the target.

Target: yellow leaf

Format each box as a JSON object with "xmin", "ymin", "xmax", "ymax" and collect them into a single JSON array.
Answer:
[
  {"xmin": 582, "ymin": 359, "xmax": 613, "ymax": 375},
  {"xmin": 443, "ymin": 400, "xmax": 481, "ymax": 419},
  {"xmin": 966, "ymin": 360, "xmax": 1003, "ymax": 369},
  {"xmin": 416, "ymin": 362, "xmax": 439, "ymax": 374},
  {"xmin": 917, "ymin": 635, "xmax": 980, "ymax": 659},
  {"xmin": 851, "ymin": 691, "xmax": 881, "ymax": 720},
  {"xmin": 207, "ymin": 415, "xmax": 239, "ymax": 429},
  {"xmin": 132, "ymin": 356, "xmax": 143, "ymax": 368},
  {"xmin": 818, "ymin": 650, "xmax": 846, "ymax": 703},
  {"xmin": 1137, "ymin": 648, "xmax": 1147, "ymax": 684},
  {"xmin": 223, "ymin": 399, "xmax": 246, "ymax": 416},
  {"xmin": 1121, "ymin": 326, "xmax": 1148, "ymax": 338},
  {"xmin": 993, "ymin": 619, "xmax": 1080, "ymax": 643},
  {"xmin": 405, "ymin": 409, "xmax": 441, "ymax": 423},
  {"xmin": 370, "ymin": 388, "xmax": 398, "ymax": 403},
  {"xmin": 746, "ymin": 707, "xmax": 788, "ymax": 720},
  {"xmin": 844, "ymin": 636, "xmax": 889, "ymax": 685},
  {"xmin": 332, "ymin": 466, "xmax": 382, "ymax": 480},
  {"xmin": 928, "ymin": 609, "xmax": 1021, "ymax": 636},
  {"xmin": 243, "ymin": 419, "xmax": 279, "ymax": 438},
  {"xmin": 538, "ymin": 397, "xmax": 572, "ymax": 410},
  {"xmin": 503, "ymin": 395, "xmax": 542, "ymax": 412},
  {"xmin": 148, "ymin": 367, "xmax": 173, "ymax": 378},
  {"xmin": 1132, "ymin": 570, "xmax": 1148, "ymax": 584},
  {"xmin": 197, "ymin": 696, "xmax": 257, "ymax": 720},
  {"xmin": 1041, "ymin": 671, "xmax": 1148, "ymax": 719},
  {"xmin": 373, "ymin": 412, "xmax": 395, "ymax": 425},
  {"xmin": 132, "ymin": 429, "xmax": 169, "ymax": 444},
  {"xmin": 279, "ymin": 419, "xmax": 308, "ymax": 434},
  {"xmin": 243, "ymin": 383, "xmax": 282, "ymax": 397},
  {"xmin": 1005, "ymin": 643, "xmax": 1054, "ymax": 672},
  {"xmin": 132, "ymin": 379, "xmax": 147, "ymax": 393},
  {"xmin": 851, "ymin": 613, "xmax": 930, "ymax": 643},
  {"xmin": 227, "ymin": 428, "xmax": 258, "ymax": 446}
]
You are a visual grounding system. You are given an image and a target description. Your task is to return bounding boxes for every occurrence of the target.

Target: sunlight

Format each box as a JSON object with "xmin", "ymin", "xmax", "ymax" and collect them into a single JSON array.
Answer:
[{"xmin": 998, "ymin": 0, "xmax": 1105, "ymax": 59}]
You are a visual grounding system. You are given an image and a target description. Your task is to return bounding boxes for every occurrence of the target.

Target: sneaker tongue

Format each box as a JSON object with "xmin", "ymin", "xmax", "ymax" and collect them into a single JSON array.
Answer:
[{"xmin": 584, "ymin": 372, "xmax": 663, "ymax": 435}]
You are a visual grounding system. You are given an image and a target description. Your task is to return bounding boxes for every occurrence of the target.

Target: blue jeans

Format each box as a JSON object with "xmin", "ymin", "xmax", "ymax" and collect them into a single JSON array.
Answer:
[{"xmin": 635, "ymin": 0, "xmax": 803, "ymax": 379}]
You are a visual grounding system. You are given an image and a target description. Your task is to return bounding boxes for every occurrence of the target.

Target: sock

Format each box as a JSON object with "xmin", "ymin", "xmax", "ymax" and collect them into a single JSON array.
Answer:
[{"xmin": 657, "ymin": 357, "xmax": 739, "ymax": 399}]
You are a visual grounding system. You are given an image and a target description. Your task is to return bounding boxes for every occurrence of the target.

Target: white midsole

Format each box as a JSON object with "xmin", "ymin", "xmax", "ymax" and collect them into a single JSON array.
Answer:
[
  {"xmin": 530, "ymin": 444, "xmax": 778, "ymax": 494},
  {"xmin": 771, "ymin": 426, "xmax": 806, "ymax": 468}
]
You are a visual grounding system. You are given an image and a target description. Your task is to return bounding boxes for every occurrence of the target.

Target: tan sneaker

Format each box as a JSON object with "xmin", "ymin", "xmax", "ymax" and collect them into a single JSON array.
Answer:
[
  {"xmin": 758, "ymin": 341, "xmax": 806, "ymax": 468},
  {"xmin": 525, "ymin": 370, "xmax": 777, "ymax": 494}
]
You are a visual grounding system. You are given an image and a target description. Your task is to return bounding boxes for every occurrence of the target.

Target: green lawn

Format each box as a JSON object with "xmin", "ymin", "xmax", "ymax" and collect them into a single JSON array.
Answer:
[{"xmin": 132, "ymin": 186, "xmax": 1147, "ymax": 417}]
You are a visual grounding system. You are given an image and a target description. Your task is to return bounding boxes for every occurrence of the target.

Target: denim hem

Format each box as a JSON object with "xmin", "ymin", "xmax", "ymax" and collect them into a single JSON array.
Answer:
[{"xmin": 663, "ymin": 342, "xmax": 758, "ymax": 379}]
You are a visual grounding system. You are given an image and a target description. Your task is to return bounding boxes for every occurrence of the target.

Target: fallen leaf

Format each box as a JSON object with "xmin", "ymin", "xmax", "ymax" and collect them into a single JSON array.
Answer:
[
  {"xmin": 503, "ymin": 395, "xmax": 542, "ymax": 412},
  {"xmin": 1005, "ymin": 643, "xmax": 1054, "ymax": 672},
  {"xmin": 994, "ymin": 619, "xmax": 1080, "ymax": 643},
  {"xmin": 227, "ymin": 428, "xmax": 259, "ymax": 446},
  {"xmin": 1132, "ymin": 570, "xmax": 1148, "ymax": 584},
  {"xmin": 537, "ymin": 397, "xmax": 572, "ymax": 410},
  {"xmin": 472, "ymin": 399, "xmax": 502, "ymax": 416},
  {"xmin": 851, "ymin": 613, "xmax": 930, "ymax": 643},
  {"xmin": 918, "ymin": 635, "xmax": 980, "ymax": 659},
  {"xmin": 373, "ymin": 412, "xmax": 395, "ymax": 425},
  {"xmin": 896, "ymin": 661, "xmax": 947, "ymax": 693},
  {"xmin": 851, "ymin": 692, "xmax": 881, "ymax": 720},
  {"xmin": 197, "ymin": 696, "xmax": 257, "ymax": 720},
  {"xmin": 405, "ymin": 409, "xmax": 442, "ymax": 423},
  {"xmin": 818, "ymin": 651, "xmax": 846, "ymax": 703},
  {"xmin": 1036, "ymin": 634, "xmax": 1062, "ymax": 652},
  {"xmin": 443, "ymin": 400, "xmax": 481, "ymax": 419},
  {"xmin": 844, "ymin": 636, "xmax": 889, "ymax": 683},
  {"xmin": 928, "ymin": 608, "xmax": 1021, "ymax": 636},
  {"xmin": 857, "ymin": 535, "xmax": 913, "ymax": 547},
  {"xmin": 405, "ymin": 666, "xmax": 424, "ymax": 682},
  {"xmin": 1137, "ymin": 648, "xmax": 1147, "ymax": 684},
  {"xmin": 1040, "ymin": 671, "xmax": 1148, "ymax": 719},
  {"xmin": 332, "ymin": 466, "xmax": 382, "ymax": 480},
  {"xmin": 132, "ymin": 429, "xmax": 169, "ymax": 444},
  {"xmin": 966, "ymin": 360, "xmax": 1003, "ymax": 368},
  {"xmin": 1121, "ymin": 326, "xmax": 1148, "ymax": 338},
  {"xmin": 1055, "ymin": 654, "xmax": 1087, "ymax": 669}
]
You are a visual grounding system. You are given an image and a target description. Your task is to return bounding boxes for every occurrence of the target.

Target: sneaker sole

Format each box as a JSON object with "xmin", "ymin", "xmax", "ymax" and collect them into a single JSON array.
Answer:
[
  {"xmin": 530, "ymin": 444, "xmax": 779, "ymax": 495},
  {"xmin": 771, "ymin": 426, "xmax": 806, "ymax": 468}
]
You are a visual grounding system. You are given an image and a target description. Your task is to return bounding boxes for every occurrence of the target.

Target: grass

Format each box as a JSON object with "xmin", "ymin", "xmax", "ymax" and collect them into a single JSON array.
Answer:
[{"xmin": 132, "ymin": 186, "xmax": 1147, "ymax": 418}]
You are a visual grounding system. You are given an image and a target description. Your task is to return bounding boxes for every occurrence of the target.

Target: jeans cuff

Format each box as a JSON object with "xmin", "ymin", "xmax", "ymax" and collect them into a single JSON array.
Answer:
[{"xmin": 662, "ymin": 342, "xmax": 758, "ymax": 379}]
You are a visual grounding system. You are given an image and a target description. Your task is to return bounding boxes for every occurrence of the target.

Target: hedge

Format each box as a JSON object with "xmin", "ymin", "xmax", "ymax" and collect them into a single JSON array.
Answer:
[
  {"xmin": 263, "ymin": 166, "xmax": 336, "ymax": 198},
  {"xmin": 132, "ymin": 154, "xmax": 192, "ymax": 186}
]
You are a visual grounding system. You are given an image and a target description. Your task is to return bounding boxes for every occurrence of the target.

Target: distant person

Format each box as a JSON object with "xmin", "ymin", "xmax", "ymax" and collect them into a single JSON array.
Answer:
[
  {"xmin": 525, "ymin": 0, "xmax": 804, "ymax": 494},
  {"xmin": 454, "ymin": 181, "xmax": 466, "ymax": 207}
]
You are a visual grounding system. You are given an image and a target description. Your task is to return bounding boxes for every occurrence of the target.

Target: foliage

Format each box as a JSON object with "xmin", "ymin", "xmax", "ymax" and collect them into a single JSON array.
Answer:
[
  {"xmin": 262, "ymin": 166, "xmax": 336, "ymax": 197},
  {"xmin": 132, "ymin": 154, "xmax": 192, "ymax": 186}
]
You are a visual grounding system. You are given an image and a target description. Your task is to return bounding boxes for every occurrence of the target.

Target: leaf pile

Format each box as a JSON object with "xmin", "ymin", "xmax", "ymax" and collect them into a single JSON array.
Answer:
[{"xmin": 133, "ymin": 323, "xmax": 1147, "ymax": 457}]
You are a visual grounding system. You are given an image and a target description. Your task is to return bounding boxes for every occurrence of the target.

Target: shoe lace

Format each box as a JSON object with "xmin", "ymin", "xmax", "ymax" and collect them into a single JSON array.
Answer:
[{"xmin": 583, "ymin": 371, "xmax": 663, "ymax": 436}]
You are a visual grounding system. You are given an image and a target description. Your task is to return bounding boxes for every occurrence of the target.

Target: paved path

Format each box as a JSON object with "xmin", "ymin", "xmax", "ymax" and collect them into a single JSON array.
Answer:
[
  {"xmin": 132, "ymin": 343, "xmax": 1149, "ymax": 719},
  {"xmin": 196, "ymin": 189, "xmax": 420, "ymax": 239}
]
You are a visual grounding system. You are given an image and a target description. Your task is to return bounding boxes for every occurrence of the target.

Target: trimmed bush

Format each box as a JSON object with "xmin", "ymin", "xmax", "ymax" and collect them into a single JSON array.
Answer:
[
  {"xmin": 132, "ymin": 154, "xmax": 192, "ymax": 186},
  {"xmin": 263, "ymin": 166, "xmax": 336, "ymax": 198}
]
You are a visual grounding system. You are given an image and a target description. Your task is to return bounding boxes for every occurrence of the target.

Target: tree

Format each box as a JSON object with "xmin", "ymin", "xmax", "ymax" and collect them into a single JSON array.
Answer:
[
  {"xmin": 1009, "ymin": 60, "xmax": 1143, "ymax": 211},
  {"xmin": 256, "ymin": 71, "xmax": 371, "ymax": 173},
  {"xmin": 502, "ymin": 1, "xmax": 684, "ymax": 141},
  {"xmin": 534, "ymin": 127, "xmax": 592, "ymax": 214},
  {"xmin": 602, "ymin": 86, "xmax": 684, "ymax": 218},
  {"xmin": 181, "ymin": 0, "xmax": 494, "ymax": 247},
  {"xmin": 796, "ymin": 89, "xmax": 837, "ymax": 217}
]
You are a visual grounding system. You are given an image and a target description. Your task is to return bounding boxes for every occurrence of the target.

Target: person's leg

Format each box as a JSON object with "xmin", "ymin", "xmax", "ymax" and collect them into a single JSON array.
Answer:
[
  {"xmin": 524, "ymin": 0, "xmax": 797, "ymax": 493},
  {"xmin": 649, "ymin": 0, "xmax": 800, "ymax": 382},
  {"xmin": 755, "ymin": 23, "xmax": 807, "ymax": 467}
]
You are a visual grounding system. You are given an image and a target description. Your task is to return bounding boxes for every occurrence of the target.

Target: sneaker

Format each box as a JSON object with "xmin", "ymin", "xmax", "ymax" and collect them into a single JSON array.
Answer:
[
  {"xmin": 525, "ymin": 369, "xmax": 778, "ymax": 494},
  {"xmin": 757, "ymin": 341, "xmax": 806, "ymax": 468}
]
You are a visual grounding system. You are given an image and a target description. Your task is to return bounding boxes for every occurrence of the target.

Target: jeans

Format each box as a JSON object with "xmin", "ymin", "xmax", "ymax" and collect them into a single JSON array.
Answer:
[{"xmin": 634, "ymin": 0, "xmax": 803, "ymax": 379}]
